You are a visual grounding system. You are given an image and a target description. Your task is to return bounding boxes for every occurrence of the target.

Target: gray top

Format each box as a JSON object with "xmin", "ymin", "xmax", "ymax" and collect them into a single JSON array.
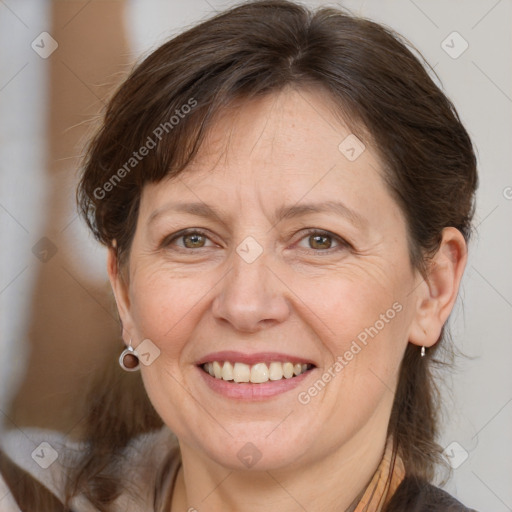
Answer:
[{"xmin": 0, "ymin": 426, "xmax": 181, "ymax": 511}]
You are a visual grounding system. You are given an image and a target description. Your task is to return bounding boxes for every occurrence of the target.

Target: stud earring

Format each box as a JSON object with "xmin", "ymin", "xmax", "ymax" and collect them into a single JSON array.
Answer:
[
  {"xmin": 119, "ymin": 340, "xmax": 140, "ymax": 371},
  {"xmin": 420, "ymin": 346, "xmax": 426, "ymax": 357}
]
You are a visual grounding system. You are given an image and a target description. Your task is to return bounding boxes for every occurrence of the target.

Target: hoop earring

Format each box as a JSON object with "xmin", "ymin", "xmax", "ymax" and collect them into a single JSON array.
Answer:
[
  {"xmin": 119, "ymin": 340, "xmax": 140, "ymax": 371},
  {"xmin": 420, "ymin": 346, "xmax": 426, "ymax": 357}
]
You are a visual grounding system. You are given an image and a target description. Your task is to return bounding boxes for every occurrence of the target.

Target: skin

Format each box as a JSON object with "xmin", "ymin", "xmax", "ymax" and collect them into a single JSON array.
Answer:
[{"xmin": 108, "ymin": 86, "xmax": 467, "ymax": 512}]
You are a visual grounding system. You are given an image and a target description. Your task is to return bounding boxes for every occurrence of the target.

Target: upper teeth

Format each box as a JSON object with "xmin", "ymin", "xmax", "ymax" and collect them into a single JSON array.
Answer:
[{"xmin": 202, "ymin": 361, "xmax": 312, "ymax": 383}]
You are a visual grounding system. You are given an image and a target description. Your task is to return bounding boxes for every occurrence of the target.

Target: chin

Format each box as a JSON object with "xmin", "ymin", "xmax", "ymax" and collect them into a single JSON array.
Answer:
[{"xmin": 191, "ymin": 421, "xmax": 317, "ymax": 472}]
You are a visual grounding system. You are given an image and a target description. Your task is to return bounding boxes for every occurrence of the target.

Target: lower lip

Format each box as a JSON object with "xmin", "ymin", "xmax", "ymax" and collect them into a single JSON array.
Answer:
[{"xmin": 196, "ymin": 366, "xmax": 313, "ymax": 400}]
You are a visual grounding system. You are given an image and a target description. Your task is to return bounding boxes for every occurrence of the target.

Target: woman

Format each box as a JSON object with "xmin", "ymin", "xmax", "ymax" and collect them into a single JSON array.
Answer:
[{"xmin": 0, "ymin": 1, "xmax": 479, "ymax": 510}]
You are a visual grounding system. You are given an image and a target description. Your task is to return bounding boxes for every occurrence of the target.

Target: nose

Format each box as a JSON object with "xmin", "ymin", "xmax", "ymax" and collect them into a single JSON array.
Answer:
[{"xmin": 211, "ymin": 243, "xmax": 291, "ymax": 333}]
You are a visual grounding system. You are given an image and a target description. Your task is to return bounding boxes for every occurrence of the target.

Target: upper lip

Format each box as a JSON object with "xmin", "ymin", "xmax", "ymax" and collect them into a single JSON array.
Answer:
[{"xmin": 196, "ymin": 351, "xmax": 317, "ymax": 367}]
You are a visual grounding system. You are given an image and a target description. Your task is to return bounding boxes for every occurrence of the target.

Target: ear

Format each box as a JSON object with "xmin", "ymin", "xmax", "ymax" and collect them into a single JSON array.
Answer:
[
  {"xmin": 107, "ymin": 245, "xmax": 136, "ymax": 344},
  {"xmin": 408, "ymin": 227, "xmax": 468, "ymax": 348}
]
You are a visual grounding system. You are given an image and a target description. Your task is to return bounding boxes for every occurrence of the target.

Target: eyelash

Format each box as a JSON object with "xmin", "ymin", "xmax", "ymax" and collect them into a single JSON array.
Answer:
[{"xmin": 161, "ymin": 228, "xmax": 351, "ymax": 254}]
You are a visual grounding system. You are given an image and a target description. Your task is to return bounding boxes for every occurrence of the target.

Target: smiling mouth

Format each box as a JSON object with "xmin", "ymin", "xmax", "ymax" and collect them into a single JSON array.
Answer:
[{"xmin": 200, "ymin": 361, "xmax": 315, "ymax": 384}]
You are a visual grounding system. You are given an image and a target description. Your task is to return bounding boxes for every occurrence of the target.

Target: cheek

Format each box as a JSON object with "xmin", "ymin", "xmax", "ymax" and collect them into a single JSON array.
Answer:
[
  {"xmin": 311, "ymin": 278, "xmax": 408, "ymax": 412},
  {"xmin": 305, "ymin": 269, "xmax": 410, "ymax": 398},
  {"xmin": 128, "ymin": 267, "xmax": 213, "ymax": 355},
  {"xmin": 310, "ymin": 270, "xmax": 406, "ymax": 342}
]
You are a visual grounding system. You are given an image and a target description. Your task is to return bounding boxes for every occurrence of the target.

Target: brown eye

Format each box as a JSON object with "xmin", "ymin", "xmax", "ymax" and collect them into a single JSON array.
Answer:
[
  {"xmin": 162, "ymin": 229, "xmax": 215, "ymax": 251},
  {"xmin": 296, "ymin": 229, "xmax": 349, "ymax": 253},
  {"xmin": 308, "ymin": 233, "xmax": 332, "ymax": 250},
  {"xmin": 182, "ymin": 232, "xmax": 207, "ymax": 248}
]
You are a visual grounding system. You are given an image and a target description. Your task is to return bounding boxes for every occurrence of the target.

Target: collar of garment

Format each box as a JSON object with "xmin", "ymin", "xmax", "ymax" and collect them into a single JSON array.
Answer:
[{"xmin": 344, "ymin": 435, "xmax": 406, "ymax": 512}]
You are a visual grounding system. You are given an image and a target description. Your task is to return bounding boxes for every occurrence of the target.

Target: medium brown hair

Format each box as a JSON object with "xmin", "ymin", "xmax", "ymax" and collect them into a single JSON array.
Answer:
[{"xmin": 13, "ymin": 1, "xmax": 479, "ymax": 509}]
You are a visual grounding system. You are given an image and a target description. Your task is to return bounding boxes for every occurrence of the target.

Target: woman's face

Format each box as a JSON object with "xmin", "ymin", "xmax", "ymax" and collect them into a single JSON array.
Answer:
[{"xmin": 113, "ymin": 87, "xmax": 426, "ymax": 471}]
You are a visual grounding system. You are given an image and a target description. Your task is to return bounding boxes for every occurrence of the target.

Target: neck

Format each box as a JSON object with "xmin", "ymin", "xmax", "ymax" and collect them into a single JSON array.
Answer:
[{"xmin": 170, "ymin": 427, "xmax": 388, "ymax": 512}]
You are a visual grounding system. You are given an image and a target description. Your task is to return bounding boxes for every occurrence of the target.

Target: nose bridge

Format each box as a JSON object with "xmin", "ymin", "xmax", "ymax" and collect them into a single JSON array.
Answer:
[{"xmin": 211, "ymin": 234, "xmax": 289, "ymax": 332}]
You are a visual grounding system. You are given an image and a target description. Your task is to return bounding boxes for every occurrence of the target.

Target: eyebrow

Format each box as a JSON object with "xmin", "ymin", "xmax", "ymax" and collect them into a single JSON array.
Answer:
[
  {"xmin": 148, "ymin": 200, "xmax": 366, "ymax": 228},
  {"xmin": 275, "ymin": 201, "xmax": 366, "ymax": 228}
]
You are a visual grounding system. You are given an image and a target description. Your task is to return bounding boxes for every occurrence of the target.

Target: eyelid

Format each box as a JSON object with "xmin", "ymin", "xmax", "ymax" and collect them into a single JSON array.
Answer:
[
  {"xmin": 293, "ymin": 228, "xmax": 351, "ymax": 251},
  {"xmin": 160, "ymin": 228, "xmax": 217, "ymax": 249},
  {"xmin": 161, "ymin": 227, "xmax": 351, "ymax": 253}
]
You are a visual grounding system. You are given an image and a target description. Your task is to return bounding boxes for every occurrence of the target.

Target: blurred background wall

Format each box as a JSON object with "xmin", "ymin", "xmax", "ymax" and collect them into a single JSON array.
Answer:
[{"xmin": 0, "ymin": 1, "xmax": 511, "ymax": 510}]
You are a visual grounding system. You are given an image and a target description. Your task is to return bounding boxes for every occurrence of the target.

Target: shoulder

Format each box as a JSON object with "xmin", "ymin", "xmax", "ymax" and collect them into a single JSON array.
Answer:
[
  {"xmin": 0, "ymin": 427, "xmax": 74, "ymax": 504},
  {"xmin": 0, "ymin": 471, "xmax": 21, "ymax": 511},
  {"xmin": 0, "ymin": 426, "xmax": 180, "ymax": 511},
  {"xmin": 114, "ymin": 425, "xmax": 181, "ymax": 508},
  {"xmin": 386, "ymin": 476, "xmax": 479, "ymax": 512}
]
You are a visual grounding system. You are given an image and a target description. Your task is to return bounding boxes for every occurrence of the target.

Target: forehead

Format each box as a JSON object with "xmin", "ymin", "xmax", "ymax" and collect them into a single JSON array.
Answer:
[
  {"xmin": 138, "ymin": 86, "xmax": 397, "ymax": 229},
  {"xmin": 185, "ymin": 86, "xmax": 370, "ymax": 178}
]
